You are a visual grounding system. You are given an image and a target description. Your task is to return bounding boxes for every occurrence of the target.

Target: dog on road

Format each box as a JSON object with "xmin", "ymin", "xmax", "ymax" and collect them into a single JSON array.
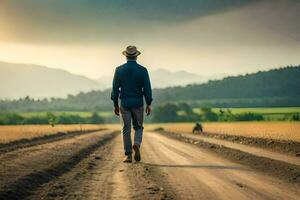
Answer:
[{"xmin": 192, "ymin": 122, "xmax": 203, "ymax": 134}]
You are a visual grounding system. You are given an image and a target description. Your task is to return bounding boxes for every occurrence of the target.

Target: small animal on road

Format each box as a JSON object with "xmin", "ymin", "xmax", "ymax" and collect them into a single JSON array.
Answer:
[{"xmin": 193, "ymin": 122, "xmax": 203, "ymax": 134}]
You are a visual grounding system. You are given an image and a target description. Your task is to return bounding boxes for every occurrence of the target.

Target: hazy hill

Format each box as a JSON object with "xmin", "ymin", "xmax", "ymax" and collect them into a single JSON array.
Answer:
[
  {"xmin": 150, "ymin": 69, "xmax": 221, "ymax": 88},
  {"xmin": 0, "ymin": 61, "xmax": 219, "ymax": 99},
  {"xmin": 0, "ymin": 61, "xmax": 102, "ymax": 99},
  {"xmin": 154, "ymin": 66, "xmax": 300, "ymax": 106},
  {"xmin": 1, "ymin": 65, "xmax": 299, "ymax": 112}
]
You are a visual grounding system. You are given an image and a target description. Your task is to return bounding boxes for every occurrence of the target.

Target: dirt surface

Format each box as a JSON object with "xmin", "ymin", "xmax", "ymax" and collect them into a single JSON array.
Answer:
[
  {"xmin": 1, "ymin": 130, "xmax": 299, "ymax": 200},
  {"xmin": 198, "ymin": 131, "xmax": 300, "ymax": 156},
  {"xmin": 0, "ymin": 130, "xmax": 171, "ymax": 200},
  {"xmin": 0, "ymin": 129, "xmax": 104, "ymax": 154},
  {"xmin": 158, "ymin": 130, "xmax": 300, "ymax": 183},
  {"xmin": 159, "ymin": 131, "xmax": 300, "ymax": 166},
  {"xmin": 142, "ymin": 132, "xmax": 300, "ymax": 200}
]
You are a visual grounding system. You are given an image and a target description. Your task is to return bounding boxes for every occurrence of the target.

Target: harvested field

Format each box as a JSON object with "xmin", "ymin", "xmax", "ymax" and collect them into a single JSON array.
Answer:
[
  {"xmin": 0, "ymin": 125, "xmax": 106, "ymax": 144},
  {"xmin": 147, "ymin": 122, "xmax": 300, "ymax": 142}
]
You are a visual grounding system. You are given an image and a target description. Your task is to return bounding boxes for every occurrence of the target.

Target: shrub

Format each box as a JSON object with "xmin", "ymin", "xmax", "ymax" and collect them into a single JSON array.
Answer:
[
  {"xmin": 89, "ymin": 112, "xmax": 104, "ymax": 124},
  {"xmin": 24, "ymin": 116, "xmax": 49, "ymax": 124},
  {"xmin": 291, "ymin": 114, "xmax": 300, "ymax": 121},
  {"xmin": 234, "ymin": 112, "xmax": 264, "ymax": 121},
  {"xmin": 47, "ymin": 112, "xmax": 58, "ymax": 127},
  {"xmin": 152, "ymin": 103, "xmax": 181, "ymax": 122},
  {"xmin": 200, "ymin": 108, "xmax": 219, "ymax": 121},
  {"xmin": 6, "ymin": 113, "xmax": 25, "ymax": 125},
  {"xmin": 58, "ymin": 113, "xmax": 85, "ymax": 124}
]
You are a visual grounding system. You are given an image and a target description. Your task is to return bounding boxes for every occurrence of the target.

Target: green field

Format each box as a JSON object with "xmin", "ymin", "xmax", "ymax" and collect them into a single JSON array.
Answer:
[
  {"xmin": 193, "ymin": 107, "xmax": 300, "ymax": 120},
  {"xmin": 193, "ymin": 107, "xmax": 300, "ymax": 114},
  {"xmin": 17, "ymin": 107, "xmax": 300, "ymax": 121}
]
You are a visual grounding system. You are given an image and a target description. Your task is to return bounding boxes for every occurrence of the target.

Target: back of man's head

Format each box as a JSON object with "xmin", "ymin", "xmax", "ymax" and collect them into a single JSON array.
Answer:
[{"xmin": 127, "ymin": 56, "xmax": 137, "ymax": 61}]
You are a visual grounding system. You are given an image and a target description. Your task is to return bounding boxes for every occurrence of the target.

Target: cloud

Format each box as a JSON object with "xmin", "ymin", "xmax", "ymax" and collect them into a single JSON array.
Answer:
[
  {"xmin": 0, "ymin": 0, "xmax": 299, "ymax": 78},
  {"xmin": 0, "ymin": 0, "xmax": 257, "ymax": 43}
]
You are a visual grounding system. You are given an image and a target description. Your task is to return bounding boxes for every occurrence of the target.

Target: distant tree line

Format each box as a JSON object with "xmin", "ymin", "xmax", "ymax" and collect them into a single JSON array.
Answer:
[
  {"xmin": 0, "ymin": 112, "xmax": 104, "ymax": 125},
  {"xmin": 151, "ymin": 103, "xmax": 299, "ymax": 122},
  {"xmin": 151, "ymin": 103, "xmax": 267, "ymax": 122},
  {"xmin": 0, "ymin": 65, "xmax": 300, "ymax": 112},
  {"xmin": 1, "ymin": 104, "xmax": 299, "ymax": 125},
  {"xmin": 154, "ymin": 66, "xmax": 300, "ymax": 102}
]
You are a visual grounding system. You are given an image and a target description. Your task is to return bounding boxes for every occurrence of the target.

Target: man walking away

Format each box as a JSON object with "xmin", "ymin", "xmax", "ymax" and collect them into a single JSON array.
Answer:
[{"xmin": 111, "ymin": 46, "xmax": 153, "ymax": 163}]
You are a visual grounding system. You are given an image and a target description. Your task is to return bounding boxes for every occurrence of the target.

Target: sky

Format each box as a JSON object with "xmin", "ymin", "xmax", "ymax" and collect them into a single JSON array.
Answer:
[{"xmin": 0, "ymin": 0, "xmax": 299, "ymax": 79}]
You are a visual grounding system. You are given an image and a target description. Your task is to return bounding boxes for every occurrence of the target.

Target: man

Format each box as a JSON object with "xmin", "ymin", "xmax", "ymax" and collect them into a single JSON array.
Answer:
[{"xmin": 111, "ymin": 45, "xmax": 152, "ymax": 163}]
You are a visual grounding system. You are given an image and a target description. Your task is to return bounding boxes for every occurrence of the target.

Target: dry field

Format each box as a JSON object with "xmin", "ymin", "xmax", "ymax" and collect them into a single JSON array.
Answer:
[
  {"xmin": 146, "ymin": 122, "xmax": 300, "ymax": 142},
  {"xmin": 0, "ymin": 124, "xmax": 107, "ymax": 144},
  {"xmin": 3, "ymin": 122, "xmax": 298, "ymax": 144},
  {"xmin": 1, "ymin": 124, "xmax": 300, "ymax": 199}
]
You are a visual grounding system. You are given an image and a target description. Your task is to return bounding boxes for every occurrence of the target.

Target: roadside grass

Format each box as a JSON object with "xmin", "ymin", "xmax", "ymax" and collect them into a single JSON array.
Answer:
[{"xmin": 146, "ymin": 122, "xmax": 300, "ymax": 142}]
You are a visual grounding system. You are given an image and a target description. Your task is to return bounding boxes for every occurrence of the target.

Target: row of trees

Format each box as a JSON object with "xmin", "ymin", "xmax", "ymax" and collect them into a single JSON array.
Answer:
[
  {"xmin": 1, "ymin": 105, "xmax": 299, "ymax": 125},
  {"xmin": 154, "ymin": 66, "xmax": 300, "ymax": 103},
  {"xmin": 0, "ymin": 112, "xmax": 104, "ymax": 125},
  {"xmin": 152, "ymin": 103, "xmax": 265, "ymax": 122}
]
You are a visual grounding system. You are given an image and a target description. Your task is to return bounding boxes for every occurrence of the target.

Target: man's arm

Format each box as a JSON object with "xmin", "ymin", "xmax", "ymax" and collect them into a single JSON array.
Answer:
[
  {"xmin": 111, "ymin": 68, "xmax": 120, "ymax": 115},
  {"xmin": 143, "ymin": 69, "xmax": 152, "ymax": 115}
]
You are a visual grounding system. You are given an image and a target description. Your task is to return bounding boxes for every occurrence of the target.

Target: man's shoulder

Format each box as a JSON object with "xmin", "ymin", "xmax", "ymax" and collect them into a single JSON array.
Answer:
[
  {"xmin": 116, "ymin": 62, "xmax": 148, "ymax": 72},
  {"xmin": 115, "ymin": 64, "xmax": 126, "ymax": 72},
  {"xmin": 116, "ymin": 63, "xmax": 126, "ymax": 69},
  {"xmin": 136, "ymin": 63, "xmax": 148, "ymax": 72}
]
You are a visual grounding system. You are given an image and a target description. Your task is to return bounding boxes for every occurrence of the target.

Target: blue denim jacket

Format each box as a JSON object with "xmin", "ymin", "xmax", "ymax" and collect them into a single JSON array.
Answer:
[{"xmin": 111, "ymin": 60, "xmax": 152, "ymax": 109}]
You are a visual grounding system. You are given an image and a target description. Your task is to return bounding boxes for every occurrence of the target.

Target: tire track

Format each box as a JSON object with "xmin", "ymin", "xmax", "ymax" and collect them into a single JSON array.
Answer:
[
  {"xmin": 157, "ymin": 131, "xmax": 300, "ymax": 183},
  {"xmin": 28, "ymin": 135, "xmax": 172, "ymax": 200},
  {"xmin": 141, "ymin": 132, "xmax": 300, "ymax": 200},
  {"xmin": 0, "ymin": 129, "xmax": 105, "ymax": 154},
  {"xmin": 0, "ymin": 131, "xmax": 118, "ymax": 200}
]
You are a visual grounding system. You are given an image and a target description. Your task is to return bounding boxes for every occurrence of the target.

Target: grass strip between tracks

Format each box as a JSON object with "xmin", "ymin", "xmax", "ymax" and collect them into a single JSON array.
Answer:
[
  {"xmin": 0, "ymin": 131, "xmax": 119, "ymax": 200},
  {"xmin": 157, "ymin": 131, "xmax": 300, "ymax": 184}
]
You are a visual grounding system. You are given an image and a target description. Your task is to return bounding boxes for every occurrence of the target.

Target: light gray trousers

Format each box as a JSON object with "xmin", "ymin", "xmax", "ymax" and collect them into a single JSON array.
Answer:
[{"xmin": 120, "ymin": 106, "xmax": 144, "ymax": 155}]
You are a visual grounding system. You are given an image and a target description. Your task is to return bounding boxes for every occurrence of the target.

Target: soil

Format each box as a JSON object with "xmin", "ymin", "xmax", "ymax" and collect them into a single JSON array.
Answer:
[
  {"xmin": 0, "ymin": 130, "xmax": 173, "ymax": 200},
  {"xmin": 0, "ymin": 129, "xmax": 105, "ymax": 154},
  {"xmin": 199, "ymin": 131, "xmax": 300, "ymax": 156},
  {"xmin": 142, "ymin": 132, "xmax": 300, "ymax": 199},
  {"xmin": 158, "ymin": 130, "xmax": 300, "ymax": 184},
  {"xmin": 1, "ymin": 130, "xmax": 299, "ymax": 200}
]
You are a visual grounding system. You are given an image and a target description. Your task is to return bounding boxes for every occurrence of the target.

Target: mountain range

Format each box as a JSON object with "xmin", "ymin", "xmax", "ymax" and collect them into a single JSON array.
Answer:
[
  {"xmin": 97, "ymin": 68, "xmax": 222, "ymax": 89},
  {"xmin": 0, "ymin": 61, "xmax": 215, "ymax": 99}
]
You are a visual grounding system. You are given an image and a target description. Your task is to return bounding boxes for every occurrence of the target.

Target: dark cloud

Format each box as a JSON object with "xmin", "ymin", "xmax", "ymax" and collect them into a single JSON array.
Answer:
[
  {"xmin": 0, "ymin": 0, "xmax": 299, "ymax": 79},
  {"xmin": 6, "ymin": 0, "xmax": 257, "ymax": 21},
  {"xmin": 0, "ymin": 0, "xmax": 257, "ymax": 43}
]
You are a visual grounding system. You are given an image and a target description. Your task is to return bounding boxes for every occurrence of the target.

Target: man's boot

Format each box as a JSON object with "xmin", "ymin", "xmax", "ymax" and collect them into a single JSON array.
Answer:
[
  {"xmin": 133, "ymin": 144, "xmax": 141, "ymax": 162},
  {"xmin": 123, "ymin": 154, "xmax": 132, "ymax": 163}
]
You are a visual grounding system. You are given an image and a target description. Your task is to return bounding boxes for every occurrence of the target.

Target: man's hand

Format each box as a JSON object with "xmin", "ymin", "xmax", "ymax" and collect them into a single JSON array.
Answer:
[
  {"xmin": 145, "ymin": 105, "xmax": 151, "ymax": 116},
  {"xmin": 114, "ymin": 106, "xmax": 120, "ymax": 116}
]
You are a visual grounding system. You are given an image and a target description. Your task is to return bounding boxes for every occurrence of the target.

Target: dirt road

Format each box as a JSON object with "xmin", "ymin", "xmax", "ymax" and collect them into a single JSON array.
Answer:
[
  {"xmin": 176, "ymin": 133, "xmax": 300, "ymax": 166},
  {"xmin": 142, "ymin": 132, "xmax": 300, "ymax": 200},
  {"xmin": 0, "ymin": 130, "xmax": 299, "ymax": 200},
  {"xmin": 0, "ymin": 130, "xmax": 168, "ymax": 200}
]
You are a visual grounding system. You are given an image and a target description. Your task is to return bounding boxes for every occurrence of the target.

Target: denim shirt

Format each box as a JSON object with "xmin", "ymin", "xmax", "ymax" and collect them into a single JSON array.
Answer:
[{"xmin": 111, "ymin": 60, "xmax": 152, "ymax": 109}]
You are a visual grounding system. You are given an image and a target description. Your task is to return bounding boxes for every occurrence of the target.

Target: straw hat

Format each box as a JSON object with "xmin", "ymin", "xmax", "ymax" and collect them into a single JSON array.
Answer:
[{"xmin": 122, "ymin": 46, "xmax": 141, "ymax": 57}]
